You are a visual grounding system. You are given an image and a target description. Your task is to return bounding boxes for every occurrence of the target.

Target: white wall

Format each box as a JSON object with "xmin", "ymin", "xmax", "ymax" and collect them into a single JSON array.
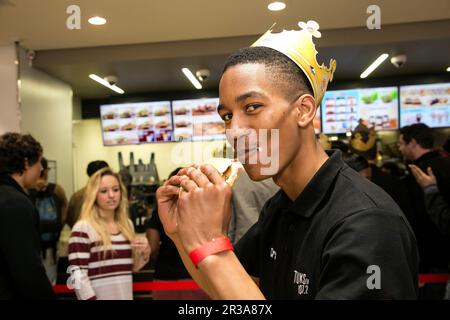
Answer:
[
  {"xmin": 0, "ymin": 45, "xmax": 20, "ymax": 133},
  {"xmin": 19, "ymin": 48, "xmax": 74, "ymax": 196},
  {"xmin": 72, "ymin": 119, "xmax": 226, "ymax": 191}
]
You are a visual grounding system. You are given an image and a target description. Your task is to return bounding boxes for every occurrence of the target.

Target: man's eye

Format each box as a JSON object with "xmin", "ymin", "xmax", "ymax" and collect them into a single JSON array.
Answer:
[
  {"xmin": 222, "ymin": 113, "xmax": 232, "ymax": 121},
  {"xmin": 246, "ymin": 104, "xmax": 261, "ymax": 112}
]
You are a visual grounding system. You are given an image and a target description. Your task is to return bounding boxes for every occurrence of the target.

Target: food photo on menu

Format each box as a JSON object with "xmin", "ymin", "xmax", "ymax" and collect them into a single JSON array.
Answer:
[
  {"xmin": 100, "ymin": 101, "xmax": 173, "ymax": 145},
  {"xmin": 400, "ymin": 83, "xmax": 450, "ymax": 128},
  {"xmin": 172, "ymin": 98, "xmax": 225, "ymax": 142}
]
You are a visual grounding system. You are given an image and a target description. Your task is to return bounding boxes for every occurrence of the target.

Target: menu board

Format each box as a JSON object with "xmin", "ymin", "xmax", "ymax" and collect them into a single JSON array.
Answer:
[
  {"xmin": 172, "ymin": 98, "xmax": 226, "ymax": 141},
  {"xmin": 400, "ymin": 83, "xmax": 450, "ymax": 128},
  {"xmin": 321, "ymin": 86, "xmax": 399, "ymax": 134},
  {"xmin": 100, "ymin": 101, "xmax": 173, "ymax": 146}
]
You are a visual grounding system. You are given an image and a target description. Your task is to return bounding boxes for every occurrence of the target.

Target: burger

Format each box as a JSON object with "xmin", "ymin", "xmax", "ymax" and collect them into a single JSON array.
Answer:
[{"xmin": 203, "ymin": 157, "xmax": 241, "ymax": 186}]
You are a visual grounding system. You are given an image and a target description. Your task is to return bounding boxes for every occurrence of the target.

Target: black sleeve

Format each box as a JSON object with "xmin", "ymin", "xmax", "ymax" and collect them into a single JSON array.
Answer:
[
  {"xmin": 0, "ymin": 200, "xmax": 56, "ymax": 299},
  {"xmin": 145, "ymin": 208, "xmax": 164, "ymax": 234},
  {"xmin": 234, "ymin": 220, "xmax": 261, "ymax": 278},
  {"xmin": 317, "ymin": 209, "xmax": 419, "ymax": 299},
  {"xmin": 424, "ymin": 190, "xmax": 450, "ymax": 238}
]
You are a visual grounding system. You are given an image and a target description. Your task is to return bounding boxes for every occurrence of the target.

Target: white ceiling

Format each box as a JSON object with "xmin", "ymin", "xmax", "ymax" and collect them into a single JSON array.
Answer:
[
  {"xmin": 2, "ymin": 0, "xmax": 450, "ymax": 99},
  {"xmin": 1, "ymin": 0, "xmax": 450, "ymax": 50}
]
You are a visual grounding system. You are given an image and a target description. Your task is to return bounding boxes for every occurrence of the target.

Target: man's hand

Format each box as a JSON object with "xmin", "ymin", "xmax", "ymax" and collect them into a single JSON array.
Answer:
[
  {"xmin": 176, "ymin": 165, "xmax": 233, "ymax": 253},
  {"xmin": 409, "ymin": 164, "xmax": 437, "ymax": 189},
  {"xmin": 156, "ymin": 175, "xmax": 186, "ymax": 238}
]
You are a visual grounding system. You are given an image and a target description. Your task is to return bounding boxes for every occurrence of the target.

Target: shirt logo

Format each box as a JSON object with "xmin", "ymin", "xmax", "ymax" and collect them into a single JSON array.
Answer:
[
  {"xmin": 270, "ymin": 247, "xmax": 277, "ymax": 260},
  {"xmin": 294, "ymin": 270, "xmax": 310, "ymax": 295}
]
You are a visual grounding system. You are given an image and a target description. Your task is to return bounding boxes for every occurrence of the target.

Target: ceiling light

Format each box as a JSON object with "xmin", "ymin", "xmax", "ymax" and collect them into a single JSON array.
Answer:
[
  {"xmin": 182, "ymin": 68, "xmax": 202, "ymax": 90},
  {"xmin": 360, "ymin": 53, "xmax": 389, "ymax": 79},
  {"xmin": 89, "ymin": 74, "xmax": 124, "ymax": 94},
  {"xmin": 446, "ymin": 66, "xmax": 450, "ymax": 72},
  {"xmin": 268, "ymin": 1, "xmax": 286, "ymax": 11},
  {"xmin": 88, "ymin": 16, "xmax": 107, "ymax": 25}
]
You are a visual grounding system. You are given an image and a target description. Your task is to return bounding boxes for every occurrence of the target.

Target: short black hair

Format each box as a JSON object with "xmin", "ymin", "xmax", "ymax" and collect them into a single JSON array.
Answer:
[
  {"xmin": 223, "ymin": 46, "xmax": 313, "ymax": 101},
  {"xmin": 0, "ymin": 132, "xmax": 43, "ymax": 175},
  {"xmin": 399, "ymin": 123, "xmax": 434, "ymax": 149},
  {"xmin": 86, "ymin": 160, "xmax": 109, "ymax": 177}
]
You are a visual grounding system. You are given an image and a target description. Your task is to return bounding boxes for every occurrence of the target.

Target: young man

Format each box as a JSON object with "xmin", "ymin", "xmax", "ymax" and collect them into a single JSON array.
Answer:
[
  {"xmin": 157, "ymin": 21, "xmax": 419, "ymax": 299},
  {"xmin": 0, "ymin": 132, "xmax": 56, "ymax": 299},
  {"xmin": 398, "ymin": 124, "xmax": 450, "ymax": 298}
]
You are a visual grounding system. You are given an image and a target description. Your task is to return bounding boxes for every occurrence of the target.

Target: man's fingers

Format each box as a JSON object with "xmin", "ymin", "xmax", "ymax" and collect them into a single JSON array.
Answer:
[
  {"xmin": 180, "ymin": 178, "xmax": 199, "ymax": 193},
  {"xmin": 186, "ymin": 167, "xmax": 211, "ymax": 188},
  {"xmin": 165, "ymin": 175, "xmax": 187, "ymax": 187},
  {"xmin": 409, "ymin": 164, "xmax": 422, "ymax": 177},
  {"xmin": 427, "ymin": 166, "xmax": 435, "ymax": 177},
  {"xmin": 200, "ymin": 164, "xmax": 224, "ymax": 185},
  {"xmin": 157, "ymin": 185, "xmax": 180, "ymax": 201}
]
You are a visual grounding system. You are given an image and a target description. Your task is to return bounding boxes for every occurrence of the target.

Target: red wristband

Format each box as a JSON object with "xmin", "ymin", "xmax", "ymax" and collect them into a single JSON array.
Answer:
[{"xmin": 189, "ymin": 236, "xmax": 233, "ymax": 267}]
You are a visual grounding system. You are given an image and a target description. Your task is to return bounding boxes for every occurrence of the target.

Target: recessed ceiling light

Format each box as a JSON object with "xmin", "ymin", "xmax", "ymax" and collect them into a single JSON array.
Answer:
[
  {"xmin": 88, "ymin": 16, "xmax": 107, "ymax": 25},
  {"xmin": 89, "ymin": 74, "xmax": 124, "ymax": 94},
  {"xmin": 360, "ymin": 53, "xmax": 389, "ymax": 79},
  {"xmin": 182, "ymin": 68, "xmax": 202, "ymax": 90},
  {"xmin": 268, "ymin": 1, "xmax": 286, "ymax": 11}
]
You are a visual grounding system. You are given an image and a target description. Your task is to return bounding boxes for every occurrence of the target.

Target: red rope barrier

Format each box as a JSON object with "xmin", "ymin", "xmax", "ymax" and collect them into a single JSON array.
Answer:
[
  {"xmin": 418, "ymin": 273, "xmax": 449, "ymax": 284},
  {"xmin": 53, "ymin": 274, "xmax": 449, "ymax": 294},
  {"xmin": 53, "ymin": 280, "xmax": 200, "ymax": 293}
]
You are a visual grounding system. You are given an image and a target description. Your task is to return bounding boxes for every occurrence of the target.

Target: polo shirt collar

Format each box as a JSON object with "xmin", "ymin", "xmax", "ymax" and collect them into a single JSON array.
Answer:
[{"xmin": 279, "ymin": 149, "xmax": 345, "ymax": 218}]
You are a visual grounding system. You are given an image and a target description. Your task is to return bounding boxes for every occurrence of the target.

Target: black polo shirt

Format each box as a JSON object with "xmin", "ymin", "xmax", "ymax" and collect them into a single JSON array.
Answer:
[{"xmin": 235, "ymin": 150, "xmax": 419, "ymax": 299}]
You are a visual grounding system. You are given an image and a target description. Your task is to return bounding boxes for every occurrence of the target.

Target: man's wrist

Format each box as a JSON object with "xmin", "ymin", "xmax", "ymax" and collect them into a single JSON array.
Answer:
[{"xmin": 188, "ymin": 236, "xmax": 233, "ymax": 267}]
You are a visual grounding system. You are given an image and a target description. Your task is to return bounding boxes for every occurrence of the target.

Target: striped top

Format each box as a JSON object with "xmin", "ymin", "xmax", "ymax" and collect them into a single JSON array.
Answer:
[{"xmin": 68, "ymin": 220, "xmax": 145, "ymax": 300}]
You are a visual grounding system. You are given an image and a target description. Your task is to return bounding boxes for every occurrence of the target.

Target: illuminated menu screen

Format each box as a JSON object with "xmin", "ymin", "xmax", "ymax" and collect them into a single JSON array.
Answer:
[
  {"xmin": 172, "ymin": 98, "xmax": 226, "ymax": 142},
  {"xmin": 100, "ymin": 101, "xmax": 173, "ymax": 146},
  {"xmin": 400, "ymin": 83, "xmax": 450, "ymax": 128},
  {"xmin": 321, "ymin": 87, "xmax": 399, "ymax": 134}
]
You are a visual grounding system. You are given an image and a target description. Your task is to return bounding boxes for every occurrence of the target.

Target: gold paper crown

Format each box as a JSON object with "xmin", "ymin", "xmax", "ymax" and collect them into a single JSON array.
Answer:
[{"xmin": 251, "ymin": 20, "xmax": 336, "ymax": 106}]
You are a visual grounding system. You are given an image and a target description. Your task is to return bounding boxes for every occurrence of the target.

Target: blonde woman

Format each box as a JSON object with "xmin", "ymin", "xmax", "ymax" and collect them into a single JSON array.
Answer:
[{"xmin": 69, "ymin": 168, "xmax": 150, "ymax": 300}]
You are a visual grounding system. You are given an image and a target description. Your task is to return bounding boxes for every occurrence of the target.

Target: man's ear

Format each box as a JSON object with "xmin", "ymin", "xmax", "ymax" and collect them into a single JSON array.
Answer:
[
  {"xmin": 295, "ymin": 94, "xmax": 317, "ymax": 128},
  {"xmin": 410, "ymin": 138, "xmax": 418, "ymax": 148}
]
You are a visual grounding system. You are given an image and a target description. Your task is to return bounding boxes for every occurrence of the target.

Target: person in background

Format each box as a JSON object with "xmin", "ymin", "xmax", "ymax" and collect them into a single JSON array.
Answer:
[
  {"xmin": 145, "ymin": 167, "xmax": 209, "ymax": 300},
  {"xmin": 56, "ymin": 160, "xmax": 109, "ymax": 285},
  {"xmin": 398, "ymin": 123, "xmax": 450, "ymax": 299},
  {"xmin": 409, "ymin": 165, "xmax": 449, "ymax": 238},
  {"xmin": 0, "ymin": 132, "xmax": 56, "ymax": 299},
  {"xmin": 409, "ymin": 164, "xmax": 450, "ymax": 300},
  {"xmin": 66, "ymin": 160, "xmax": 110, "ymax": 228},
  {"xmin": 228, "ymin": 170, "xmax": 279, "ymax": 244},
  {"xmin": 28, "ymin": 157, "xmax": 68, "ymax": 285},
  {"xmin": 69, "ymin": 167, "xmax": 150, "ymax": 300}
]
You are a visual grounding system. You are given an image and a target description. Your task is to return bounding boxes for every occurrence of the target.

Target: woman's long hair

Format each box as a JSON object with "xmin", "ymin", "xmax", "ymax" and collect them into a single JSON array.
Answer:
[{"xmin": 80, "ymin": 167, "xmax": 134, "ymax": 253}]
